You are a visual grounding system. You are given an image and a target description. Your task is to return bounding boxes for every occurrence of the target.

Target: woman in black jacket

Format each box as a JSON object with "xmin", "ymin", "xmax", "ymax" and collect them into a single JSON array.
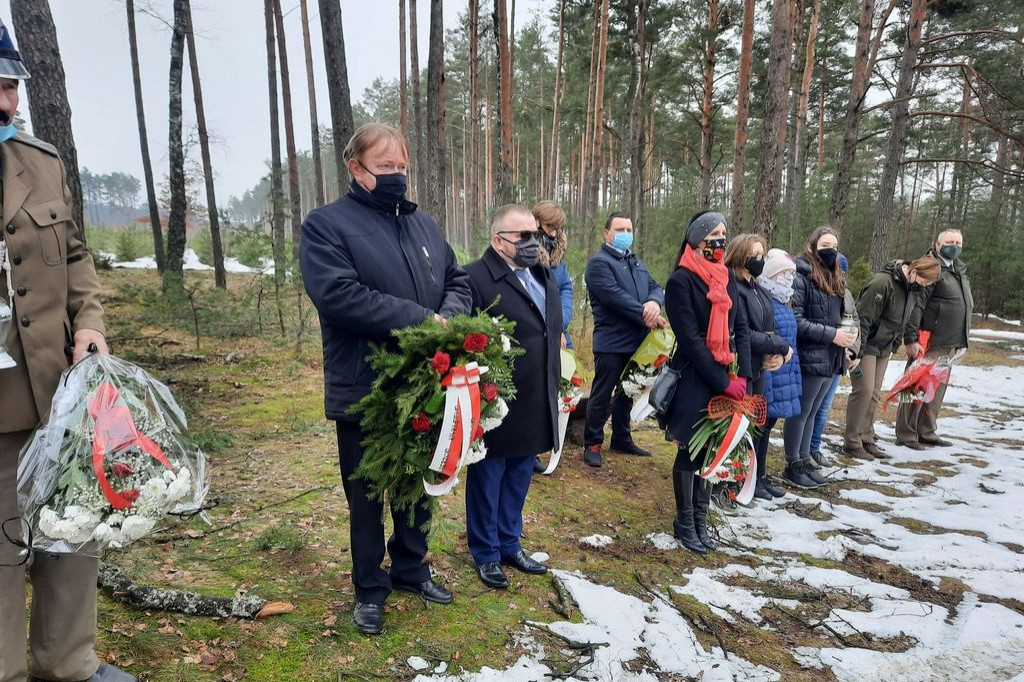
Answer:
[
  {"xmin": 663, "ymin": 212, "xmax": 752, "ymax": 554},
  {"xmin": 784, "ymin": 226, "xmax": 858, "ymax": 488},
  {"xmin": 725, "ymin": 234, "xmax": 792, "ymax": 500}
]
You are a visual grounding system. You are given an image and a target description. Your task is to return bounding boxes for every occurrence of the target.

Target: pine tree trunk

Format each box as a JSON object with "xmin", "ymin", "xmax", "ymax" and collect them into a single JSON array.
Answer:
[
  {"xmin": 588, "ymin": 0, "xmax": 610, "ymax": 220},
  {"xmin": 581, "ymin": 0, "xmax": 601, "ymax": 216},
  {"xmin": 10, "ymin": 0, "xmax": 85, "ymax": 239},
  {"xmin": 184, "ymin": 0, "xmax": 226, "ymax": 289},
  {"xmin": 627, "ymin": 0, "xmax": 648, "ymax": 239},
  {"xmin": 424, "ymin": 0, "xmax": 447, "ymax": 226},
  {"xmin": 265, "ymin": 0, "xmax": 287, "ymax": 296},
  {"xmin": 951, "ymin": 72, "xmax": 972, "ymax": 218},
  {"xmin": 318, "ymin": 0, "xmax": 354, "ymax": 195},
  {"xmin": 817, "ymin": 82, "xmax": 825, "ymax": 172},
  {"xmin": 547, "ymin": 0, "xmax": 566, "ymax": 199},
  {"xmin": 870, "ymin": 0, "xmax": 925, "ymax": 270},
  {"xmin": 729, "ymin": 0, "xmax": 755, "ymax": 232},
  {"xmin": 399, "ymin": 0, "xmax": 409, "ymax": 140},
  {"xmin": 125, "ymin": 0, "xmax": 166, "ymax": 271},
  {"xmin": 164, "ymin": 0, "xmax": 188, "ymax": 289},
  {"xmin": 272, "ymin": 0, "xmax": 303, "ymax": 262},
  {"xmin": 410, "ymin": 0, "xmax": 425, "ymax": 202},
  {"xmin": 698, "ymin": 0, "xmax": 718, "ymax": 211},
  {"xmin": 991, "ymin": 134, "xmax": 1009, "ymax": 220},
  {"xmin": 784, "ymin": 0, "xmax": 821, "ymax": 238},
  {"xmin": 468, "ymin": 0, "xmax": 480, "ymax": 227},
  {"xmin": 493, "ymin": 0, "xmax": 514, "ymax": 204},
  {"xmin": 299, "ymin": 0, "xmax": 325, "ymax": 208}
]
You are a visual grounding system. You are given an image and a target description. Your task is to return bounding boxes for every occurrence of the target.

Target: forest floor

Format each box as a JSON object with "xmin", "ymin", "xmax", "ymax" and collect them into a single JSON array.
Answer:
[{"xmin": 74, "ymin": 269, "xmax": 1024, "ymax": 681}]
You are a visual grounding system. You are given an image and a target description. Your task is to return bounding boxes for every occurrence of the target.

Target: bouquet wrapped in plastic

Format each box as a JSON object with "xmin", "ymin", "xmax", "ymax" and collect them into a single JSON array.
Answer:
[
  {"xmin": 16, "ymin": 353, "xmax": 209, "ymax": 556},
  {"xmin": 882, "ymin": 349, "xmax": 965, "ymax": 412},
  {"xmin": 619, "ymin": 328, "xmax": 675, "ymax": 423}
]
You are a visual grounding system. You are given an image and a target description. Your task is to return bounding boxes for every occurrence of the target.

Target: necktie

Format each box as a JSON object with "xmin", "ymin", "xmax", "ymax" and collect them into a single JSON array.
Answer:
[{"xmin": 515, "ymin": 269, "xmax": 546, "ymax": 322}]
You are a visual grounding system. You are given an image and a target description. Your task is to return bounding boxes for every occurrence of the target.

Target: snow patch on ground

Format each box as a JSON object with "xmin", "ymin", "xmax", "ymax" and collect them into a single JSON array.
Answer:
[
  {"xmin": 645, "ymin": 532, "xmax": 681, "ymax": 550},
  {"xmin": 109, "ymin": 248, "xmax": 276, "ymax": 275},
  {"xmin": 579, "ymin": 534, "xmax": 614, "ymax": 548}
]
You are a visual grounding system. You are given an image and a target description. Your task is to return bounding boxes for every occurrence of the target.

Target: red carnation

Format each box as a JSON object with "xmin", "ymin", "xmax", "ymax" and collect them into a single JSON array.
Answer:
[
  {"xmin": 481, "ymin": 383, "xmax": 499, "ymax": 402},
  {"xmin": 472, "ymin": 425, "xmax": 485, "ymax": 442},
  {"xmin": 431, "ymin": 351, "xmax": 451, "ymax": 375},
  {"xmin": 411, "ymin": 412, "xmax": 432, "ymax": 433},
  {"xmin": 563, "ymin": 396, "xmax": 573, "ymax": 404},
  {"xmin": 727, "ymin": 489, "xmax": 738, "ymax": 501},
  {"xmin": 121, "ymin": 489, "xmax": 140, "ymax": 505},
  {"xmin": 653, "ymin": 354, "xmax": 669, "ymax": 369},
  {"xmin": 463, "ymin": 333, "xmax": 489, "ymax": 353},
  {"xmin": 570, "ymin": 375, "xmax": 584, "ymax": 387},
  {"xmin": 716, "ymin": 471, "xmax": 729, "ymax": 479},
  {"xmin": 735, "ymin": 475, "xmax": 746, "ymax": 482},
  {"xmin": 111, "ymin": 463, "xmax": 133, "ymax": 478}
]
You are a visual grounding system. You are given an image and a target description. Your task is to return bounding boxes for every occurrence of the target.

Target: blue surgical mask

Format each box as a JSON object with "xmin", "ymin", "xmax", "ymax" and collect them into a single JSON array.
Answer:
[
  {"xmin": 612, "ymin": 232, "xmax": 634, "ymax": 251},
  {"xmin": 0, "ymin": 123, "xmax": 17, "ymax": 143}
]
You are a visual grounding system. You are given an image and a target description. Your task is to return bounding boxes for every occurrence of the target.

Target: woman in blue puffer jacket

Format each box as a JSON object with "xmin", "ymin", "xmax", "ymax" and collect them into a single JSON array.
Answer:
[{"xmin": 756, "ymin": 249, "xmax": 801, "ymax": 501}]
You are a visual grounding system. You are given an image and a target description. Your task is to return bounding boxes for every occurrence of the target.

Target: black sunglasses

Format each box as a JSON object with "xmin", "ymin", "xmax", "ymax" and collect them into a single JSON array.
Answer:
[{"xmin": 499, "ymin": 230, "xmax": 541, "ymax": 242}]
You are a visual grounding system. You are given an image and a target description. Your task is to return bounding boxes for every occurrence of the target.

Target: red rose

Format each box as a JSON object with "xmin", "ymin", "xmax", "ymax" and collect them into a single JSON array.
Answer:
[
  {"xmin": 563, "ymin": 396, "xmax": 573, "ymax": 404},
  {"xmin": 653, "ymin": 354, "xmax": 669, "ymax": 369},
  {"xmin": 735, "ymin": 475, "xmax": 746, "ymax": 482},
  {"xmin": 411, "ymin": 412, "xmax": 432, "ymax": 432},
  {"xmin": 472, "ymin": 425, "xmax": 485, "ymax": 442},
  {"xmin": 570, "ymin": 375, "xmax": 584, "ymax": 387},
  {"xmin": 431, "ymin": 351, "xmax": 451, "ymax": 375},
  {"xmin": 111, "ymin": 463, "xmax": 133, "ymax": 478},
  {"xmin": 121, "ymin": 489, "xmax": 140, "ymax": 505},
  {"xmin": 463, "ymin": 333, "xmax": 489, "ymax": 353},
  {"xmin": 727, "ymin": 489, "xmax": 738, "ymax": 501},
  {"xmin": 481, "ymin": 383, "xmax": 499, "ymax": 402},
  {"xmin": 716, "ymin": 471, "xmax": 729, "ymax": 479}
]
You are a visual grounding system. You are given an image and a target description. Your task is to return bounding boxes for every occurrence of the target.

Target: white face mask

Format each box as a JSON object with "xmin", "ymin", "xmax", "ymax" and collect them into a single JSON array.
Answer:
[{"xmin": 758, "ymin": 270, "xmax": 795, "ymax": 303}]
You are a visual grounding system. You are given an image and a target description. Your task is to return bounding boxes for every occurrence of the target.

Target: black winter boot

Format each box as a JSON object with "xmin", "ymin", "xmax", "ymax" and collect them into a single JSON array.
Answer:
[
  {"xmin": 803, "ymin": 458, "xmax": 829, "ymax": 485},
  {"xmin": 783, "ymin": 459, "xmax": 821, "ymax": 489},
  {"xmin": 692, "ymin": 478, "xmax": 717, "ymax": 551},
  {"xmin": 672, "ymin": 469, "xmax": 706, "ymax": 554}
]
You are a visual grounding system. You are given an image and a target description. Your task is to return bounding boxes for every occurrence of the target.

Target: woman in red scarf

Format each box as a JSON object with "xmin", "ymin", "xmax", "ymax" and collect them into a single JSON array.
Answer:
[{"xmin": 661, "ymin": 212, "xmax": 752, "ymax": 554}]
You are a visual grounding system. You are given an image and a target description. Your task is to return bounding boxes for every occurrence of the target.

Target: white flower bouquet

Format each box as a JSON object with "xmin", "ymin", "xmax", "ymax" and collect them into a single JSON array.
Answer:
[
  {"xmin": 619, "ymin": 328, "xmax": 675, "ymax": 423},
  {"xmin": 16, "ymin": 354, "xmax": 209, "ymax": 555}
]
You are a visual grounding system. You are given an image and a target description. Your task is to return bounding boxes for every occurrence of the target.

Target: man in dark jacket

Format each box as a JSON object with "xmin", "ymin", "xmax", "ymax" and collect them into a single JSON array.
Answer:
[
  {"xmin": 582, "ymin": 212, "xmax": 666, "ymax": 467},
  {"xmin": 896, "ymin": 229, "xmax": 973, "ymax": 449},
  {"xmin": 462, "ymin": 205, "xmax": 561, "ymax": 589},
  {"xmin": 300, "ymin": 123, "xmax": 472, "ymax": 635}
]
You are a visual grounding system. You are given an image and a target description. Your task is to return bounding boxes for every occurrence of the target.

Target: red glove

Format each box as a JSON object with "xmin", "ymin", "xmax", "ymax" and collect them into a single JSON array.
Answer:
[{"xmin": 724, "ymin": 377, "xmax": 747, "ymax": 400}]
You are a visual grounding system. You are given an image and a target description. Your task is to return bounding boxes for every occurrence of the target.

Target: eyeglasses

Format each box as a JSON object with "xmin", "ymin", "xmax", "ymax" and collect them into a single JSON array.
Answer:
[{"xmin": 499, "ymin": 230, "xmax": 541, "ymax": 242}]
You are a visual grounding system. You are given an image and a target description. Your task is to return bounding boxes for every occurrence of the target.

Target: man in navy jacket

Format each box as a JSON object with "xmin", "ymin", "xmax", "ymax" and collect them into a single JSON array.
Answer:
[
  {"xmin": 462, "ymin": 204, "xmax": 561, "ymax": 589},
  {"xmin": 582, "ymin": 212, "xmax": 666, "ymax": 467},
  {"xmin": 300, "ymin": 124, "xmax": 471, "ymax": 635}
]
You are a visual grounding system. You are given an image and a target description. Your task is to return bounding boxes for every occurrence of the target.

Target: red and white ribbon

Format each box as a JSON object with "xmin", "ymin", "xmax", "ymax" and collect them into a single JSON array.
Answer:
[
  {"xmin": 630, "ymin": 386, "xmax": 656, "ymax": 423},
  {"xmin": 697, "ymin": 412, "xmax": 750, "ymax": 480},
  {"xmin": 539, "ymin": 409, "xmax": 571, "ymax": 475},
  {"xmin": 423, "ymin": 362, "xmax": 487, "ymax": 496}
]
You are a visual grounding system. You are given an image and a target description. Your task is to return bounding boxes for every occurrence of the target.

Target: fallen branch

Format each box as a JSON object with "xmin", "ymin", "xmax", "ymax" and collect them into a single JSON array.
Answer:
[
  {"xmin": 524, "ymin": 621, "xmax": 607, "ymax": 680},
  {"xmin": 97, "ymin": 562, "xmax": 293, "ymax": 619},
  {"xmin": 549, "ymin": 573, "xmax": 577, "ymax": 620}
]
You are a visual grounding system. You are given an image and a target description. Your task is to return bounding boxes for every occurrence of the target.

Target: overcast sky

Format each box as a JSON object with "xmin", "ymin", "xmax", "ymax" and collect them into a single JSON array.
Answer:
[{"xmin": 0, "ymin": 0, "xmax": 550, "ymax": 200}]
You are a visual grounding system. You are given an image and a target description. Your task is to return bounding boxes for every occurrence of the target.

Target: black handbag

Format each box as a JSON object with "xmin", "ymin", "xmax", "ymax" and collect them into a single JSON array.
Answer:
[{"xmin": 648, "ymin": 363, "xmax": 681, "ymax": 421}]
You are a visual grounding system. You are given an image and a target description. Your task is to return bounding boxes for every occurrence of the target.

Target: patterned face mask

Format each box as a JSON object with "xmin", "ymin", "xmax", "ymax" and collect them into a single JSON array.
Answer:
[{"xmin": 759, "ymin": 271, "xmax": 795, "ymax": 303}]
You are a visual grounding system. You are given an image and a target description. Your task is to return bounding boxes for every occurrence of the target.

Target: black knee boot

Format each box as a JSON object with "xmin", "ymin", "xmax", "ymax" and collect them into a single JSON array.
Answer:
[
  {"xmin": 692, "ymin": 478, "xmax": 717, "ymax": 551},
  {"xmin": 672, "ymin": 468, "xmax": 706, "ymax": 554}
]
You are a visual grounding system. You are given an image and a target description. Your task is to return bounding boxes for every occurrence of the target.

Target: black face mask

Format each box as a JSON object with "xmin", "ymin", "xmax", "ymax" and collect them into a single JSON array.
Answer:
[
  {"xmin": 502, "ymin": 235, "xmax": 540, "ymax": 268},
  {"xmin": 746, "ymin": 256, "xmax": 765, "ymax": 278},
  {"xmin": 359, "ymin": 162, "xmax": 408, "ymax": 205},
  {"xmin": 909, "ymin": 282, "xmax": 924, "ymax": 292},
  {"xmin": 938, "ymin": 244, "xmax": 962, "ymax": 261},
  {"xmin": 817, "ymin": 248, "xmax": 838, "ymax": 268},
  {"xmin": 701, "ymin": 238, "xmax": 727, "ymax": 262}
]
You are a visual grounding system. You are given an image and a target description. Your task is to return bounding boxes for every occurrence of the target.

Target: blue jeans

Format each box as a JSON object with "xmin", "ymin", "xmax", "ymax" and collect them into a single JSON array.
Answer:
[{"xmin": 811, "ymin": 374, "xmax": 841, "ymax": 454}]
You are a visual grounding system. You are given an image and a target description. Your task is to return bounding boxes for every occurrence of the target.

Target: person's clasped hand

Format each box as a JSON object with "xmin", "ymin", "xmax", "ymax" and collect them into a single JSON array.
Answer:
[
  {"xmin": 724, "ymin": 376, "xmax": 747, "ymax": 400},
  {"xmin": 832, "ymin": 327, "xmax": 858, "ymax": 348}
]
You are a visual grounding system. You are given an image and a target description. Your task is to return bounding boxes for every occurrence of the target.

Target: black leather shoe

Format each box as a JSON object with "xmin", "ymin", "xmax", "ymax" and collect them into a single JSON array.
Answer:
[
  {"xmin": 583, "ymin": 445, "xmax": 603, "ymax": 467},
  {"xmin": 353, "ymin": 602, "xmax": 383, "ymax": 635},
  {"xmin": 920, "ymin": 437, "xmax": 953, "ymax": 447},
  {"xmin": 501, "ymin": 550, "xmax": 548, "ymax": 575},
  {"xmin": 476, "ymin": 561, "xmax": 509, "ymax": 589},
  {"xmin": 533, "ymin": 456, "xmax": 546, "ymax": 474},
  {"xmin": 896, "ymin": 440, "xmax": 927, "ymax": 451},
  {"xmin": 610, "ymin": 441, "xmax": 653, "ymax": 457},
  {"xmin": 392, "ymin": 577, "xmax": 454, "ymax": 604}
]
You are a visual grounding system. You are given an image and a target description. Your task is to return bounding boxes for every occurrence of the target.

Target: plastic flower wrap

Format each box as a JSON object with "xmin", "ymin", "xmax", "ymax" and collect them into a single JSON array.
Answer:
[
  {"xmin": 619, "ymin": 328, "xmax": 675, "ymax": 423},
  {"xmin": 16, "ymin": 353, "xmax": 209, "ymax": 556},
  {"xmin": 882, "ymin": 350, "xmax": 965, "ymax": 412},
  {"xmin": 687, "ymin": 395, "xmax": 766, "ymax": 505}
]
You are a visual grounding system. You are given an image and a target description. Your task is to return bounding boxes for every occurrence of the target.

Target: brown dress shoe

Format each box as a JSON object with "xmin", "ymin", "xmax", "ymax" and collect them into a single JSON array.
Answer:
[
  {"xmin": 863, "ymin": 443, "xmax": 889, "ymax": 459},
  {"xmin": 896, "ymin": 441, "xmax": 927, "ymax": 451},
  {"xmin": 842, "ymin": 445, "xmax": 875, "ymax": 461}
]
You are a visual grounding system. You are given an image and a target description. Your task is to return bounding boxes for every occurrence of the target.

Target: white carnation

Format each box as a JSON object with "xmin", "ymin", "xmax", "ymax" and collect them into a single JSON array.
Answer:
[
  {"xmin": 119, "ymin": 515, "xmax": 156, "ymax": 543},
  {"xmin": 493, "ymin": 398, "xmax": 509, "ymax": 420},
  {"xmin": 464, "ymin": 442, "xmax": 487, "ymax": 465}
]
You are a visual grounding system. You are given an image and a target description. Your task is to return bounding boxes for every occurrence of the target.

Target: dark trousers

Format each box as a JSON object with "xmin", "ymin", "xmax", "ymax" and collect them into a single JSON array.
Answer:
[
  {"xmin": 754, "ymin": 418, "xmax": 778, "ymax": 480},
  {"xmin": 336, "ymin": 421, "xmax": 431, "ymax": 605},
  {"xmin": 465, "ymin": 455, "xmax": 535, "ymax": 564},
  {"xmin": 783, "ymin": 374, "xmax": 835, "ymax": 463},
  {"xmin": 584, "ymin": 351, "xmax": 633, "ymax": 447}
]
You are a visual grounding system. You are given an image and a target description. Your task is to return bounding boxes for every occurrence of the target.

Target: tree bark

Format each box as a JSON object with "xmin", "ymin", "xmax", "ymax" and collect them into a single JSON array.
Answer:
[
  {"xmin": 580, "ymin": 0, "xmax": 600, "ymax": 218},
  {"xmin": 184, "ymin": 0, "xmax": 226, "ymax": 289},
  {"xmin": 493, "ymin": 0, "xmax": 514, "ymax": 204},
  {"xmin": 729, "ymin": 0, "xmax": 756, "ymax": 232},
  {"xmin": 468, "ymin": 0, "xmax": 480, "ymax": 226},
  {"xmin": 627, "ymin": 0, "xmax": 649, "ymax": 238},
  {"xmin": 951, "ymin": 71, "xmax": 972, "ymax": 219},
  {"xmin": 698, "ymin": 0, "xmax": 719, "ymax": 211},
  {"xmin": 547, "ymin": 0, "xmax": 566, "ymax": 199},
  {"xmin": 424, "ymin": 0, "xmax": 447, "ymax": 226},
  {"xmin": 588, "ymin": 0, "xmax": 611, "ymax": 220},
  {"xmin": 784, "ymin": 0, "xmax": 822, "ymax": 237},
  {"xmin": 398, "ymin": 0, "xmax": 409, "ymax": 140},
  {"xmin": 10, "ymin": 0, "xmax": 85, "ymax": 239},
  {"xmin": 162, "ymin": 0, "xmax": 188, "ymax": 290},
  {"xmin": 870, "ymin": 0, "xmax": 926, "ymax": 270},
  {"xmin": 752, "ymin": 0, "xmax": 795, "ymax": 241},
  {"xmin": 125, "ymin": 0, "xmax": 165, "ymax": 271},
  {"xmin": 410, "ymin": 0, "xmax": 424, "ymax": 201},
  {"xmin": 299, "ymin": 0, "xmax": 325, "ymax": 209},
  {"xmin": 272, "ymin": 0, "xmax": 303, "ymax": 262},
  {"xmin": 318, "ymin": 0, "xmax": 354, "ymax": 195},
  {"xmin": 264, "ymin": 0, "xmax": 286, "ymax": 292}
]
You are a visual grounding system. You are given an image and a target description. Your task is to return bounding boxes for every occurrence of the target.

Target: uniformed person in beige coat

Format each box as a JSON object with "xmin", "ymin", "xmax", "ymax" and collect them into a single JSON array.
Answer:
[{"xmin": 0, "ymin": 20, "xmax": 135, "ymax": 682}]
